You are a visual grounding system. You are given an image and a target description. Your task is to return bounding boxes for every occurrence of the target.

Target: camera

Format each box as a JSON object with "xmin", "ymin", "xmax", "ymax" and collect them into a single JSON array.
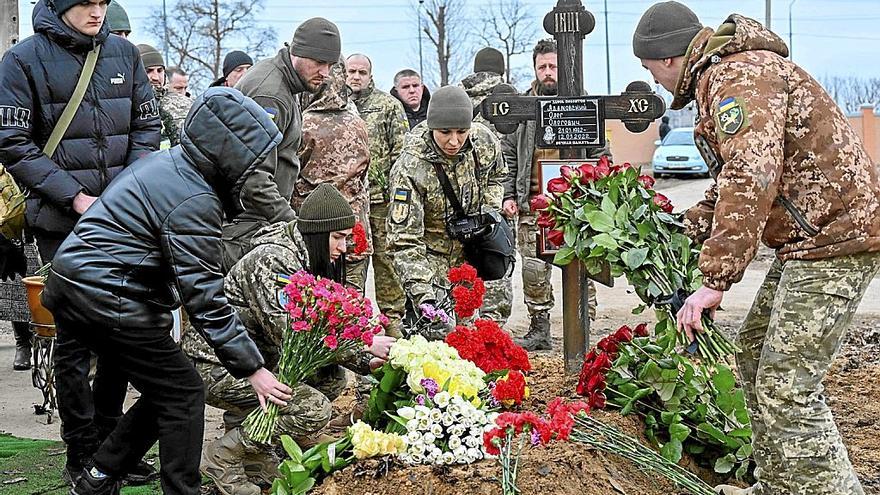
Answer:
[{"xmin": 445, "ymin": 212, "xmax": 494, "ymax": 242}]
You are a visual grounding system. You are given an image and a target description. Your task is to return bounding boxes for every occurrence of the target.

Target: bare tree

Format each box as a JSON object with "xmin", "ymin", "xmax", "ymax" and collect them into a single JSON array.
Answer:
[
  {"xmin": 145, "ymin": 0, "xmax": 276, "ymax": 92},
  {"xmin": 419, "ymin": 0, "xmax": 469, "ymax": 87},
  {"xmin": 476, "ymin": 0, "xmax": 537, "ymax": 84},
  {"xmin": 819, "ymin": 75, "xmax": 880, "ymax": 114}
]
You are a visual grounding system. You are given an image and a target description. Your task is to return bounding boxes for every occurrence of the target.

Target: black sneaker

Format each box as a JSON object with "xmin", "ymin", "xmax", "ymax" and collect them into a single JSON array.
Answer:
[
  {"xmin": 123, "ymin": 459, "xmax": 159, "ymax": 485},
  {"xmin": 69, "ymin": 467, "xmax": 121, "ymax": 495}
]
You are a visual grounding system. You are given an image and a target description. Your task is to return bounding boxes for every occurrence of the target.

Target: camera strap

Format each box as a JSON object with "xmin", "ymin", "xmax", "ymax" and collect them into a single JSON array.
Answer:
[{"xmin": 430, "ymin": 148, "xmax": 483, "ymax": 219}]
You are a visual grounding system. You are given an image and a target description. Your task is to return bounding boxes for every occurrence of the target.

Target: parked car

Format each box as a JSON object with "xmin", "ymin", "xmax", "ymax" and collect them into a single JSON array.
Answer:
[{"xmin": 651, "ymin": 127, "xmax": 708, "ymax": 178}]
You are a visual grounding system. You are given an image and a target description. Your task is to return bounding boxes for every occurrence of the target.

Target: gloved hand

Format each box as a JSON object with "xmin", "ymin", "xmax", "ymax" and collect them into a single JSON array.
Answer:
[
  {"xmin": 0, "ymin": 235, "xmax": 26, "ymax": 282},
  {"xmin": 413, "ymin": 299, "xmax": 455, "ymax": 341}
]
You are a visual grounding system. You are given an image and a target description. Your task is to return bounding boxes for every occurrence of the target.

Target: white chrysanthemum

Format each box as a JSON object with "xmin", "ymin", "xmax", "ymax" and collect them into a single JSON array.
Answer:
[
  {"xmin": 441, "ymin": 452, "xmax": 456, "ymax": 465},
  {"xmin": 448, "ymin": 435, "xmax": 462, "ymax": 450},
  {"xmin": 406, "ymin": 419, "xmax": 419, "ymax": 432}
]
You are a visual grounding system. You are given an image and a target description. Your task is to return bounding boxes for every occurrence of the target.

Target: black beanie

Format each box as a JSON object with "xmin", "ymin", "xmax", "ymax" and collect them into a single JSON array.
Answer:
[
  {"xmin": 290, "ymin": 17, "xmax": 341, "ymax": 63},
  {"xmin": 297, "ymin": 184, "xmax": 356, "ymax": 234},
  {"xmin": 223, "ymin": 51, "xmax": 254, "ymax": 78},
  {"xmin": 137, "ymin": 43, "xmax": 164, "ymax": 68},
  {"xmin": 51, "ymin": 0, "xmax": 111, "ymax": 16},
  {"xmin": 633, "ymin": 1, "xmax": 703, "ymax": 60},
  {"xmin": 473, "ymin": 47, "xmax": 504, "ymax": 76}
]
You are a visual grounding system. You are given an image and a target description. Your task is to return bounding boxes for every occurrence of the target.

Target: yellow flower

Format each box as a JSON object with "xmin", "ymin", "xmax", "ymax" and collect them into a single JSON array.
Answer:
[{"xmin": 349, "ymin": 421, "xmax": 405, "ymax": 460}]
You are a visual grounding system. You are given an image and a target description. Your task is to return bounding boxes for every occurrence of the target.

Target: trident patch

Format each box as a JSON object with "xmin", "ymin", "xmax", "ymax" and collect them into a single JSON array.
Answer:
[
  {"xmin": 715, "ymin": 96, "xmax": 748, "ymax": 137},
  {"xmin": 390, "ymin": 187, "xmax": 411, "ymax": 224}
]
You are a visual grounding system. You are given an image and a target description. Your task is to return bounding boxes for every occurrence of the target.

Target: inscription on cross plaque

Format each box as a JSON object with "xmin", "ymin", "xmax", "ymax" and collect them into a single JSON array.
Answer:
[{"xmin": 482, "ymin": 0, "xmax": 666, "ymax": 374}]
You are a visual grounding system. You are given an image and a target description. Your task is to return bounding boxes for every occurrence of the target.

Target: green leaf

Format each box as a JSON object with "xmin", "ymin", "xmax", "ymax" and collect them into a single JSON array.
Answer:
[
  {"xmin": 632, "ymin": 304, "xmax": 647, "ymax": 315},
  {"xmin": 711, "ymin": 366, "xmax": 736, "ymax": 393},
  {"xmin": 601, "ymin": 195, "xmax": 617, "ymax": 216},
  {"xmin": 553, "ymin": 246, "xmax": 577, "ymax": 265},
  {"xmin": 728, "ymin": 427, "xmax": 753, "ymax": 438},
  {"xmin": 620, "ymin": 399, "xmax": 635, "ymax": 416},
  {"xmin": 621, "ymin": 247, "xmax": 649, "ymax": 270},
  {"xmin": 684, "ymin": 443, "xmax": 706, "ymax": 455},
  {"xmin": 656, "ymin": 212, "xmax": 685, "ymax": 227},
  {"xmin": 697, "ymin": 422, "xmax": 729, "ymax": 444},
  {"xmin": 272, "ymin": 480, "xmax": 289, "ymax": 495},
  {"xmin": 632, "ymin": 204, "xmax": 648, "ymax": 221},
  {"xmin": 593, "ymin": 233, "xmax": 619, "ymax": 250},
  {"xmin": 669, "ymin": 423, "xmax": 691, "ymax": 442},
  {"xmin": 660, "ymin": 439, "xmax": 683, "ymax": 463},
  {"xmin": 291, "ymin": 477, "xmax": 316, "ymax": 495},
  {"xmin": 585, "ymin": 210, "xmax": 615, "ymax": 233},
  {"xmin": 736, "ymin": 443, "xmax": 753, "ymax": 460},
  {"xmin": 614, "ymin": 202, "xmax": 631, "ymax": 228},
  {"xmin": 636, "ymin": 222, "xmax": 656, "ymax": 239},
  {"xmin": 564, "ymin": 225, "xmax": 579, "ymax": 246},
  {"xmin": 281, "ymin": 435, "xmax": 303, "ymax": 462},
  {"xmin": 735, "ymin": 459, "xmax": 751, "ymax": 480},
  {"xmin": 714, "ymin": 454, "xmax": 736, "ymax": 474}
]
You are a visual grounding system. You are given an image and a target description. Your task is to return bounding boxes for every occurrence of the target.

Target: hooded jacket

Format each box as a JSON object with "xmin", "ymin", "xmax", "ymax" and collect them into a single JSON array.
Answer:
[
  {"xmin": 0, "ymin": 0, "xmax": 159, "ymax": 235},
  {"xmin": 294, "ymin": 63, "xmax": 372, "ymax": 259},
  {"xmin": 43, "ymin": 88, "xmax": 281, "ymax": 379},
  {"xmin": 391, "ymin": 85, "xmax": 431, "ymax": 129},
  {"xmin": 676, "ymin": 15, "xmax": 880, "ymax": 291}
]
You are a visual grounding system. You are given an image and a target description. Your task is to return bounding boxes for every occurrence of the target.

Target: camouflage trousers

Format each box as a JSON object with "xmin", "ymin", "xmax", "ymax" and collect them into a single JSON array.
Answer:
[
  {"xmin": 346, "ymin": 257, "xmax": 369, "ymax": 294},
  {"xmin": 193, "ymin": 360, "xmax": 348, "ymax": 445},
  {"xmin": 369, "ymin": 202, "xmax": 405, "ymax": 337},
  {"xmin": 517, "ymin": 211, "xmax": 596, "ymax": 319},
  {"xmin": 736, "ymin": 252, "xmax": 880, "ymax": 495}
]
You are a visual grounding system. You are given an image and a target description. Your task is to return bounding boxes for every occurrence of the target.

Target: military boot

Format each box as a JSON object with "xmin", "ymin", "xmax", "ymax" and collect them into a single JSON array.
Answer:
[
  {"xmin": 242, "ymin": 451, "xmax": 280, "ymax": 486},
  {"xmin": 714, "ymin": 484, "xmax": 754, "ymax": 495},
  {"xmin": 12, "ymin": 321, "xmax": 31, "ymax": 371},
  {"xmin": 516, "ymin": 311, "xmax": 552, "ymax": 351},
  {"xmin": 200, "ymin": 428, "xmax": 261, "ymax": 495}
]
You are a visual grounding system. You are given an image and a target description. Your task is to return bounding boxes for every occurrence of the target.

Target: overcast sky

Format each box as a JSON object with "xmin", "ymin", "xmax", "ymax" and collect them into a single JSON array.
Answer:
[{"xmin": 16, "ymin": 0, "xmax": 880, "ymax": 95}]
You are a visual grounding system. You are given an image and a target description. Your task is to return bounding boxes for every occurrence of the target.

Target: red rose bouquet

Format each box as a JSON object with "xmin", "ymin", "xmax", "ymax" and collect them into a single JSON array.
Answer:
[{"xmin": 244, "ymin": 270, "xmax": 386, "ymax": 443}]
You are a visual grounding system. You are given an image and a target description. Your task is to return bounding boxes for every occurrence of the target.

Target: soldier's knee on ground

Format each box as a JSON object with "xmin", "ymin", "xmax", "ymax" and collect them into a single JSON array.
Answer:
[{"xmin": 275, "ymin": 387, "xmax": 333, "ymax": 439}]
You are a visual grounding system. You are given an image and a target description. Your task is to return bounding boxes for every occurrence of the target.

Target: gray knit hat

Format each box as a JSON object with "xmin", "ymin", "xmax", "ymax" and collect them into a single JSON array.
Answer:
[
  {"xmin": 290, "ymin": 18, "xmax": 341, "ymax": 63},
  {"xmin": 297, "ymin": 184, "xmax": 356, "ymax": 234},
  {"xmin": 427, "ymin": 86, "xmax": 473, "ymax": 130},
  {"xmin": 474, "ymin": 47, "xmax": 504, "ymax": 75},
  {"xmin": 223, "ymin": 51, "xmax": 253, "ymax": 77},
  {"xmin": 137, "ymin": 44, "xmax": 164, "ymax": 69},
  {"xmin": 106, "ymin": 2, "xmax": 130, "ymax": 34},
  {"xmin": 633, "ymin": 1, "xmax": 703, "ymax": 60}
]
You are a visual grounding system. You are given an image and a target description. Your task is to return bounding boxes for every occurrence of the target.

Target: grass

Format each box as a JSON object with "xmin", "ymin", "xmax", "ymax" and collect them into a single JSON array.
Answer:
[{"xmin": 0, "ymin": 434, "xmax": 163, "ymax": 495}]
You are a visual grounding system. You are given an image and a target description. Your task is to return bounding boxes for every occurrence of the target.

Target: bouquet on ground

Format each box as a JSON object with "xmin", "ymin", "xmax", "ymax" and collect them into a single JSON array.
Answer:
[
  {"xmin": 577, "ymin": 323, "xmax": 753, "ymax": 478},
  {"xmin": 445, "ymin": 317, "xmax": 532, "ymax": 409},
  {"xmin": 413, "ymin": 263, "xmax": 487, "ymax": 335},
  {"xmin": 530, "ymin": 156, "xmax": 735, "ymax": 362},
  {"xmin": 244, "ymin": 270, "xmax": 386, "ymax": 443}
]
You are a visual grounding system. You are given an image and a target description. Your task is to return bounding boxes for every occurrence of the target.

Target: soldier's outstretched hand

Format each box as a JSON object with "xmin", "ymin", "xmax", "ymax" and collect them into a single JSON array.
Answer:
[
  {"xmin": 247, "ymin": 367, "xmax": 293, "ymax": 411},
  {"xmin": 676, "ymin": 286, "xmax": 723, "ymax": 344}
]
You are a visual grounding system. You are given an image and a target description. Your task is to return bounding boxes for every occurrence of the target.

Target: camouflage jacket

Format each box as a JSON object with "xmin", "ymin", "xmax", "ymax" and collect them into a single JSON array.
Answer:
[
  {"xmin": 352, "ymin": 81, "xmax": 409, "ymax": 204},
  {"xmin": 181, "ymin": 221, "xmax": 372, "ymax": 373},
  {"xmin": 460, "ymin": 71, "xmax": 503, "ymax": 134},
  {"xmin": 677, "ymin": 15, "xmax": 880, "ymax": 291},
  {"xmin": 386, "ymin": 122, "xmax": 506, "ymax": 305},
  {"xmin": 155, "ymin": 86, "xmax": 193, "ymax": 148},
  {"xmin": 293, "ymin": 63, "xmax": 372, "ymax": 259}
]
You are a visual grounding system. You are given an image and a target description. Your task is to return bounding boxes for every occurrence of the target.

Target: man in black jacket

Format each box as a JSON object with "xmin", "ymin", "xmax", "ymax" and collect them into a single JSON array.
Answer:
[
  {"xmin": 43, "ymin": 88, "xmax": 291, "ymax": 495},
  {"xmin": 0, "ymin": 0, "xmax": 159, "ymax": 484}
]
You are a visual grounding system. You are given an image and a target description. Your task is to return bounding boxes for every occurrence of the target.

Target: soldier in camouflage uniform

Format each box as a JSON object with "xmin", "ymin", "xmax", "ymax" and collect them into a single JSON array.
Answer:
[
  {"xmin": 387, "ymin": 86, "xmax": 507, "ymax": 339},
  {"xmin": 346, "ymin": 53, "xmax": 409, "ymax": 336},
  {"xmin": 459, "ymin": 47, "xmax": 514, "ymax": 325},
  {"xmin": 634, "ymin": 3, "xmax": 880, "ymax": 495},
  {"xmin": 292, "ymin": 62, "xmax": 371, "ymax": 292},
  {"xmin": 136, "ymin": 44, "xmax": 192, "ymax": 149},
  {"xmin": 182, "ymin": 185, "xmax": 394, "ymax": 495}
]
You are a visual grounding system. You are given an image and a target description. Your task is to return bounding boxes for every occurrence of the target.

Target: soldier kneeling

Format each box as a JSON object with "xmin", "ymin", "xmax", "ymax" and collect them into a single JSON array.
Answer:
[{"xmin": 181, "ymin": 184, "xmax": 395, "ymax": 495}]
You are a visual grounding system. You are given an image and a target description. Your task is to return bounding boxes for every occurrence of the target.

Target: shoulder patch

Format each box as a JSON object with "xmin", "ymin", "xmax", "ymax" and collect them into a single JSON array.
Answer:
[
  {"xmin": 276, "ymin": 288, "xmax": 289, "ymax": 308},
  {"xmin": 390, "ymin": 187, "xmax": 411, "ymax": 224},
  {"xmin": 264, "ymin": 107, "xmax": 278, "ymax": 121},
  {"xmin": 714, "ymin": 96, "xmax": 749, "ymax": 137}
]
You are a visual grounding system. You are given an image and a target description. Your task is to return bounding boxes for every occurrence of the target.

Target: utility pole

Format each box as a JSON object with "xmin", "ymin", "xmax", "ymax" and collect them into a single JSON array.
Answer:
[
  {"xmin": 765, "ymin": 0, "xmax": 772, "ymax": 29},
  {"xmin": 603, "ymin": 0, "xmax": 610, "ymax": 93},
  {"xmin": 788, "ymin": 0, "xmax": 797, "ymax": 60},
  {"xmin": 418, "ymin": 0, "xmax": 425, "ymax": 77},
  {"xmin": 1, "ymin": 0, "xmax": 18, "ymax": 55},
  {"xmin": 162, "ymin": 0, "xmax": 170, "ymax": 65}
]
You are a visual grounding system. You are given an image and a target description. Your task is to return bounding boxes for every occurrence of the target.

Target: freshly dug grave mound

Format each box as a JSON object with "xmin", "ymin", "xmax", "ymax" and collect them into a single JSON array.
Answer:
[{"xmin": 316, "ymin": 355, "xmax": 729, "ymax": 495}]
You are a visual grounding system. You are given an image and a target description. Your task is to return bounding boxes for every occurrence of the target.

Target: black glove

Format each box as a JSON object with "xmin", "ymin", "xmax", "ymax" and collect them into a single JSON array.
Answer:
[{"xmin": 0, "ymin": 235, "xmax": 26, "ymax": 282}]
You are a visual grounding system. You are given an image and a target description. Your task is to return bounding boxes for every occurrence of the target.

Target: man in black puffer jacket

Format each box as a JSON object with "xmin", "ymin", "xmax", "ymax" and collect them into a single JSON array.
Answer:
[
  {"xmin": 42, "ymin": 88, "xmax": 292, "ymax": 495},
  {"xmin": 0, "ymin": 0, "xmax": 160, "ymax": 485}
]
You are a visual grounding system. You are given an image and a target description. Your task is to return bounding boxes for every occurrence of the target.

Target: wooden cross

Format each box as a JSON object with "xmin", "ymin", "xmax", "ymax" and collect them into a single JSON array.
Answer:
[{"xmin": 481, "ymin": 0, "xmax": 666, "ymax": 374}]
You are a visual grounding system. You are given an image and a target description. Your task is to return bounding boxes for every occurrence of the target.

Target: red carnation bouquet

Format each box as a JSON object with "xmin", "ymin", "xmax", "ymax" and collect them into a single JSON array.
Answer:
[
  {"xmin": 244, "ymin": 270, "xmax": 387, "ymax": 443},
  {"xmin": 445, "ymin": 318, "xmax": 530, "ymax": 374},
  {"xmin": 530, "ymin": 155, "xmax": 736, "ymax": 363},
  {"xmin": 447, "ymin": 263, "xmax": 486, "ymax": 319},
  {"xmin": 351, "ymin": 221, "xmax": 369, "ymax": 256},
  {"xmin": 491, "ymin": 370, "xmax": 529, "ymax": 408}
]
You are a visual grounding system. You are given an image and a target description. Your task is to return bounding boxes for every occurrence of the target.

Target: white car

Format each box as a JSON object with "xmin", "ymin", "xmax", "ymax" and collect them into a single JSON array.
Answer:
[{"xmin": 651, "ymin": 127, "xmax": 708, "ymax": 178}]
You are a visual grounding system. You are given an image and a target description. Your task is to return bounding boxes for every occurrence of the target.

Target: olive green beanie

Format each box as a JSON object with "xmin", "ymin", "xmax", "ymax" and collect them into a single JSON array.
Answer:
[
  {"xmin": 106, "ymin": 2, "xmax": 130, "ymax": 34},
  {"xmin": 137, "ymin": 44, "xmax": 164, "ymax": 69},
  {"xmin": 297, "ymin": 184, "xmax": 356, "ymax": 234},
  {"xmin": 427, "ymin": 86, "xmax": 473, "ymax": 130},
  {"xmin": 290, "ymin": 17, "xmax": 341, "ymax": 63},
  {"xmin": 632, "ymin": 1, "xmax": 703, "ymax": 60}
]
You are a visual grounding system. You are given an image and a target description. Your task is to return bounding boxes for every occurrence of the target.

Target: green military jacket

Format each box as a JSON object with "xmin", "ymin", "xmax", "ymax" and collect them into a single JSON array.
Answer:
[
  {"xmin": 155, "ymin": 86, "xmax": 193, "ymax": 149},
  {"xmin": 386, "ymin": 122, "xmax": 506, "ymax": 305},
  {"xmin": 352, "ymin": 81, "xmax": 409, "ymax": 204}
]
